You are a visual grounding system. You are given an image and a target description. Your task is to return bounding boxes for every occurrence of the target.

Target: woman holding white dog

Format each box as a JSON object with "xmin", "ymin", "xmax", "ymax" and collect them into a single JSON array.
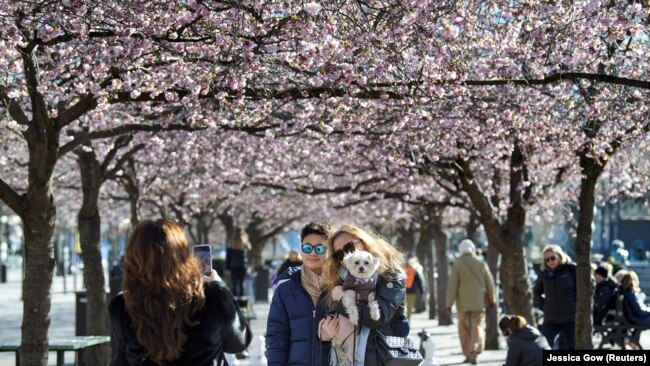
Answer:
[{"xmin": 318, "ymin": 225, "xmax": 409, "ymax": 366}]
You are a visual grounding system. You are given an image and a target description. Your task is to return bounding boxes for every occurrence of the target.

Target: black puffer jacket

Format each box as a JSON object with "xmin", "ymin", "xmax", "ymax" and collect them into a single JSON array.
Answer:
[
  {"xmin": 318, "ymin": 270, "xmax": 409, "ymax": 366},
  {"xmin": 504, "ymin": 325, "xmax": 550, "ymax": 366},
  {"xmin": 109, "ymin": 280, "xmax": 252, "ymax": 366},
  {"xmin": 533, "ymin": 263, "xmax": 577, "ymax": 324},
  {"xmin": 593, "ymin": 277, "xmax": 617, "ymax": 325}
]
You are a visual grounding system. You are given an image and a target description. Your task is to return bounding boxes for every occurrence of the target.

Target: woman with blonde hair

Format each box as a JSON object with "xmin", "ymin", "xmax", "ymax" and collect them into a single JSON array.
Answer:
[
  {"xmin": 226, "ymin": 228, "xmax": 251, "ymax": 297},
  {"xmin": 109, "ymin": 219, "xmax": 251, "ymax": 365},
  {"xmin": 499, "ymin": 315, "xmax": 549, "ymax": 366},
  {"xmin": 318, "ymin": 225, "xmax": 409, "ymax": 365},
  {"xmin": 533, "ymin": 244, "xmax": 576, "ymax": 349},
  {"xmin": 619, "ymin": 271, "xmax": 650, "ymax": 326}
]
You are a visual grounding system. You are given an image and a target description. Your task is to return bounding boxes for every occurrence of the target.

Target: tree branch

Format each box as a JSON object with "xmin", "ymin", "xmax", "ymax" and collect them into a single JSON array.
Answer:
[
  {"xmin": 0, "ymin": 89, "xmax": 30, "ymax": 126},
  {"xmin": 0, "ymin": 178, "xmax": 26, "ymax": 216},
  {"xmin": 103, "ymin": 143, "xmax": 146, "ymax": 181},
  {"xmin": 58, "ymin": 123, "xmax": 205, "ymax": 158}
]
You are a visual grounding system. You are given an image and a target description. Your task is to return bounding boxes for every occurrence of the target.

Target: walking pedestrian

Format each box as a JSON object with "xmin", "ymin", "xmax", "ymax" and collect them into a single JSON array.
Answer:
[
  {"xmin": 405, "ymin": 257, "xmax": 425, "ymax": 319},
  {"xmin": 446, "ymin": 239, "xmax": 496, "ymax": 365},
  {"xmin": 109, "ymin": 219, "xmax": 252, "ymax": 366},
  {"xmin": 533, "ymin": 244, "xmax": 577, "ymax": 349},
  {"xmin": 266, "ymin": 222, "xmax": 334, "ymax": 366}
]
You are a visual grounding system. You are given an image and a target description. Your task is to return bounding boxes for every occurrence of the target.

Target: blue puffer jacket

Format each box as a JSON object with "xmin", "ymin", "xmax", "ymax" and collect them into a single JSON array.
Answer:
[
  {"xmin": 533, "ymin": 263, "xmax": 577, "ymax": 324},
  {"xmin": 266, "ymin": 267, "xmax": 330, "ymax": 366}
]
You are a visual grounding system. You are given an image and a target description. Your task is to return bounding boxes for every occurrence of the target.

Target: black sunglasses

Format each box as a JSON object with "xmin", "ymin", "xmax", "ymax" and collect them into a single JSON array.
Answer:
[
  {"xmin": 333, "ymin": 240, "xmax": 359, "ymax": 262},
  {"xmin": 544, "ymin": 256, "xmax": 557, "ymax": 263},
  {"xmin": 302, "ymin": 243, "xmax": 326, "ymax": 255}
]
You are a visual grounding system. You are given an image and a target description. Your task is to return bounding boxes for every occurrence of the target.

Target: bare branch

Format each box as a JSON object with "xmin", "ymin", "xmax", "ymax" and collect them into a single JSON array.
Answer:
[
  {"xmin": 0, "ymin": 178, "xmax": 26, "ymax": 216},
  {"xmin": 0, "ymin": 89, "xmax": 30, "ymax": 126},
  {"xmin": 58, "ymin": 123, "xmax": 206, "ymax": 158}
]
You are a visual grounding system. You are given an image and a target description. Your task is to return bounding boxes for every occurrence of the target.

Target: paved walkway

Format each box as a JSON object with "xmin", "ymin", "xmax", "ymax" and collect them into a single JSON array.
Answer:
[{"xmin": 1, "ymin": 267, "xmax": 648, "ymax": 365}]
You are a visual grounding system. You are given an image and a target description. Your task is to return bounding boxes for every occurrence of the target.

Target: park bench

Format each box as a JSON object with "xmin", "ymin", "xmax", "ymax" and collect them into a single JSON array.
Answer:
[
  {"xmin": 593, "ymin": 294, "xmax": 650, "ymax": 349},
  {"xmin": 0, "ymin": 335, "xmax": 110, "ymax": 366}
]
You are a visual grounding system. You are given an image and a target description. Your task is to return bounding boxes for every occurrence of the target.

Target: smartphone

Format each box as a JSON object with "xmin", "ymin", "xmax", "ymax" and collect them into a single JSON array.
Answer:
[{"xmin": 193, "ymin": 245, "xmax": 213, "ymax": 276}]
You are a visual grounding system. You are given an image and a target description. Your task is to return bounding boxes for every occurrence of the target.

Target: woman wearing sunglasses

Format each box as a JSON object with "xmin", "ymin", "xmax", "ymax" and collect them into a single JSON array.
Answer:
[
  {"xmin": 533, "ymin": 244, "xmax": 577, "ymax": 349},
  {"xmin": 318, "ymin": 225, "xmax": 409, "ymax": 365},
  {"xmin": 266, "ymin": 222, "xmax": 334, "ymax": 366}
]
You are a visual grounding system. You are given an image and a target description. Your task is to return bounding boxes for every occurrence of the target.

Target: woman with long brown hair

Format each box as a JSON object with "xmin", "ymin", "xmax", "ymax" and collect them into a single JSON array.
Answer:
[{"xmin": 109, "ymin": 219, "xmax": 251, "ymax": 365}]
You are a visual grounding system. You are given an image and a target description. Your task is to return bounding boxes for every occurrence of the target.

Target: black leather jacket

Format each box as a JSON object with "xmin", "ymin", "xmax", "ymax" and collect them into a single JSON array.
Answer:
[{"xmin": 109, "ymin": 280, "xmax": 251, "ymax": 366}]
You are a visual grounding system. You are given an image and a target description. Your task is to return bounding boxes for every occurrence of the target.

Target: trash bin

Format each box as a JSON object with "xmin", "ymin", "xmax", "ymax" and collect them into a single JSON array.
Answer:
[
  {"xmin": 75, "ymin": 291, "xmax": 88, "ymax": 366},
  {"xmin": 76, "ymin": 291, "xmax": 109, "ymax": 366},
  {"xmin": 253, "ymin": 265, "xmax": 269, "ymax": 302},
  {"xmin": 76, "ymin": 292, "xmax": 88, "ymax": 336}
]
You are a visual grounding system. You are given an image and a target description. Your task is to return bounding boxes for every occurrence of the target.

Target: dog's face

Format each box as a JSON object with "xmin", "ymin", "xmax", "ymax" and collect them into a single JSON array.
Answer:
[{"xmin": 343, "ymin": 250, "xmax": 380, "ymax": 279}]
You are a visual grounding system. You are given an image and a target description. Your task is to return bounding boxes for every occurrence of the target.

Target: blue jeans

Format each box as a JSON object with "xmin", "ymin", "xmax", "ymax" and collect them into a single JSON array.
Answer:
[{"xmin": 541, "ymin": 321, "xmax": 575, "ymax": 350}]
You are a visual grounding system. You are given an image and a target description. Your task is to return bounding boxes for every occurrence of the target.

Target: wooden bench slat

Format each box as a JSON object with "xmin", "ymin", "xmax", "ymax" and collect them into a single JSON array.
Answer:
[{"xmin": 0, "ymin": 336, "xmax": 110, "ymax": 351}]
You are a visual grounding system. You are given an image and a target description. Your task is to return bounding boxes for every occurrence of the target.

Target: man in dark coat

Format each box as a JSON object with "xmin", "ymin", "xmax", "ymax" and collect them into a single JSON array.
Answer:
[{"xmin": 593, "ymin": 264, "xmax": 617, "ymax": 325}]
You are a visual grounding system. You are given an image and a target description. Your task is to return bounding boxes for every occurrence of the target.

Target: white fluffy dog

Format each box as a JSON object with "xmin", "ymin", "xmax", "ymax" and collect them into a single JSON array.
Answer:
[
  {"xmin": 339, "ymin": 250, "xmax": 381, "ymax": 325},
  {"xmin": 330, "ymin": 250, "xmax": 381, "ymax": 366}
]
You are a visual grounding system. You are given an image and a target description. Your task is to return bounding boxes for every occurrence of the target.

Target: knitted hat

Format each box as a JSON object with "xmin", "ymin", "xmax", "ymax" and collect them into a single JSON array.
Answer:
[
  {"xmin": 458, "ymin": 239, "xmax": 476, "ymax": 256},
  {"xmin": 594, "ymin": 266, "xmax": 608, "ymax": 278}
]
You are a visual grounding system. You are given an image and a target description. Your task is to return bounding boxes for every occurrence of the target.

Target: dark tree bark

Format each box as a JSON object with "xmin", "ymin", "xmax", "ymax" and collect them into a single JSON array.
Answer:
[
  {"xmin": 574, "ymin": 154, "xmax": 602, "ymax": 349},
  {"xmin": 75, "ymin": 146, "xmax": 110, "ymax": 365},
  {"xmin": 415, "ymin": 218, "xmax": 435, "ymax": 318},
  {"xmin": 431, "ymin": 213, "xmax": 452, "ymax": 325},
  {"xmin": 466, "ymin": 210, "xmax": 481, "ymax": 242},
  {"xmin": 454, "ymin": 142, "xmax": 536, "ymax": 325},
  {"xmin": 246, "ymin": 215, "xmax": 295, "ymax": 267},
  {"xmin": 396, "ymin": 222, "xmax": 417, "ymax": 255},
  {"xmin": 6, "ymin": 49, "xmax": 61, "ymax": 365},
  {"xmin": 121, "ymin": 158, "xmax": 141, "ymax": 228},
  {"xmin": 485, "ymin": 246, "xmax": 500, "ymax": 350}
]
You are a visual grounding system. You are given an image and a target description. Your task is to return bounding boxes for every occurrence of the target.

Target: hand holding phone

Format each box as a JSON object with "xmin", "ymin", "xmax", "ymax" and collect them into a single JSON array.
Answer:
[{"xmin": 193, "ymin": 245, "xmax": 213, "ymax": 276}]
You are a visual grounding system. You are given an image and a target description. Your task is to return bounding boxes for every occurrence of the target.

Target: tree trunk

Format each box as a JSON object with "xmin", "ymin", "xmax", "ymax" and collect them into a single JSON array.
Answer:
[
  {"xmin": 18, "ymin": 66, "xmax": 60, "ymax": 364},
  {"xmin": 416, "ymin": 220, "xmax": 435, "ymax": 318},
  {"xmin": 249, "ymin": 242, "xmax": 264, "ymax": 267},
  {"xmin": 122, "ymin": 158, "xmax": 140, "ymax": 228},
  {"xmin": 501, "ymin": 209, "xmax": 534, "ymax": 324},
  {"xmin": 21, "ymin": 202, "xmax": 56, "ymax": 366},
  {"xmin": 396, "ymin": 223, "xmax": 417, "ymax": 256},
  {"xmin": 485, "ymin": 247, "xmax": 500, "ymax": 350},
  {"xmin": 466, "ymin": 210, "xmax": 481, "ymax": 242},
  {"xmin": 432, "ymin": 217, "xmax": 452, "ymax": 325},
  {"xmin": 455, "ymin": 144, "xmax": 536, "ymax": 325},
  {"xmin": 574, "ymin": 155, "xmax": 604, "ymax": 349},
  {"xmin": 76, "ymin": 148, "xmax": 110, "ymax": 365}
]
